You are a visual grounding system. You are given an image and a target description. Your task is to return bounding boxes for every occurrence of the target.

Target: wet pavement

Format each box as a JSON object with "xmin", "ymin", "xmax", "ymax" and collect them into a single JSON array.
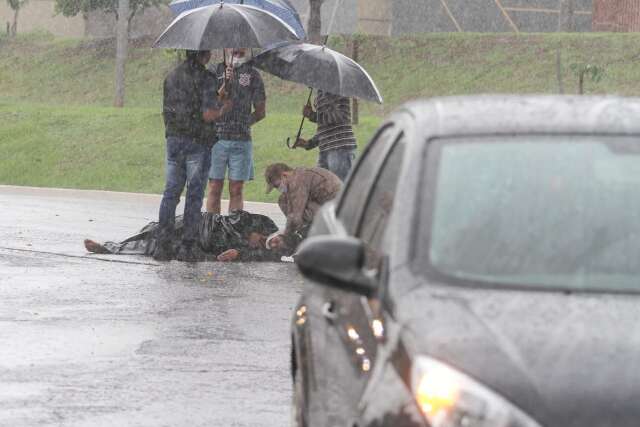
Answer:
[{"xmin": 0, "ymin": 186, "xmax": 303, "ymax": 427}]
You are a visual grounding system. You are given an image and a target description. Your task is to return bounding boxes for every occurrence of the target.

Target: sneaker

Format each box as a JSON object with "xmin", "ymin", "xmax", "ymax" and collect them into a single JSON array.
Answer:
[
  {"xmin": 153, "ymin": 240, "xmax": 175, "ymax": 261},
  {"xmin": 175, "ymin": 241, "xmax": 205, "ymax": 263}
]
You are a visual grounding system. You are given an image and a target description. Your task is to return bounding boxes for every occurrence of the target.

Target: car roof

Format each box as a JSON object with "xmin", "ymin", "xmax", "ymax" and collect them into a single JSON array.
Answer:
[{"xmin": 391, "ymin": 95, "xmax": 640, "ymax": 139}]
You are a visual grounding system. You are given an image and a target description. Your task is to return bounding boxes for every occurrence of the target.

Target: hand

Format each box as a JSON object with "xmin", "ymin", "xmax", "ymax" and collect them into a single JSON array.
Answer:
[
  {"xmin": 221, "ymin": 99, "xmax": 233, "ymax": 114},
  {"xmin": 269, "ymin": 235, "xmax": 286, "ymax": 250},
  {"xmin": 217, "ymin": 83, "xmax": 228, "ymax": 100},
  {"xmin": 217, "ymin": 248, "xmax": 240, "ymax": 262},
  {"xmin": 302, "ymin": 104, "xmax": 314, "ymax": 118},
  {"xmin": 294, "ymin": 138, "xmax": 308, "ymax": 148}
]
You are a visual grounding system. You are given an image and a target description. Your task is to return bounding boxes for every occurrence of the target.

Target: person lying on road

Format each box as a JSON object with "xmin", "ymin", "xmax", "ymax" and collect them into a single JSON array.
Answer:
[{"xmin": 84, "ymin": 210, "xmax": 283, "ymax": 262}]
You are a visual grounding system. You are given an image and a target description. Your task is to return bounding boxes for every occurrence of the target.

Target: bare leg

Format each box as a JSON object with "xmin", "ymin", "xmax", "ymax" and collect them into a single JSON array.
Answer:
[
  {"xmin": 206, "ymin": 179, "xmax": 224, "ymax": 214},
  {"xmin": 228, "ymin": 180, "xmax": 245, "ymax": 213},
  {"xmin": 84, "ymin": 239, "xmax": 110, "ymax": 254}
]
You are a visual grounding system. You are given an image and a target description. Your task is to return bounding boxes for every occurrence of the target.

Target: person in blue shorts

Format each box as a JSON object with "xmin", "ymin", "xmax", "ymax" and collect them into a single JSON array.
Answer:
[{"xmin": 206, "ymin": 48, "xmax": 267, "ymax": 214}]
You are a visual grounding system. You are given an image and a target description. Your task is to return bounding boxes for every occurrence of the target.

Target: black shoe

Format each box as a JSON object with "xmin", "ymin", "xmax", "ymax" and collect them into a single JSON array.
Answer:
[
  {"xmin": 175, "ymin": 241, "xmax": 205, "ymax": 263},
  {"xmin": 153, "ymin": 240, "xmax": 175, "ymax": 261}
]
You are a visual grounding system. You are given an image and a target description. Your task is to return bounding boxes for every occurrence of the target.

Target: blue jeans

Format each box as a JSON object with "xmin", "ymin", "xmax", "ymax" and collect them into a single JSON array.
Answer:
[
  {"xmin": 318, "ymin": 147, "xmax": 356, "ymax": 182},
  {"xmin": 158, "ymin": 136, "xmax": 211, "ymax": 243}
]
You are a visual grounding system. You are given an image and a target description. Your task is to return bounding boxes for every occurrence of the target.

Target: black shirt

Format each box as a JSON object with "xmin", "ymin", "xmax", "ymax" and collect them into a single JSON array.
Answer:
[
  {"xmin": 163, "ymin": 59, "xmax": 219, "ymax": 143},
  {"xmin": 213, "ymin": 62, "xmax": 266, "ymax": 141}
]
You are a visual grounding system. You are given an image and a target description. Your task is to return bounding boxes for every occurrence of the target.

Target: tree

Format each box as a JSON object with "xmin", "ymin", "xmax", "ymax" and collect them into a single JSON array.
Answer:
[
  {"xmin": 307, "ymin": 0, "xmax": 325, "ymax": 43},
  {"xmin": 55, "ymin": 0, "xmax": 164, "ymax": 35},
  {"xmin": 570, "ymin": 63, "xmax": 605, "ymax": 95},
  {"xmin": 6, "ymin": 0, "xmax": 27, "ymax": 37},
  {"xmin": 55, "ymin": 0, "xmax": 166, "ymax": 106}
]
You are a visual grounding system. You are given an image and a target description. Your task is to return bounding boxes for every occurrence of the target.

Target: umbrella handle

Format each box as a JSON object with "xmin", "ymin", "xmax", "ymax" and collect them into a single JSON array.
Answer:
[
  {"xmin": 219, "ymin": 52, "xmax": 234, "ymax": 99},
  {"xmin": 287, "ymin": 88, "xmax": 314, "ymax": 150}
]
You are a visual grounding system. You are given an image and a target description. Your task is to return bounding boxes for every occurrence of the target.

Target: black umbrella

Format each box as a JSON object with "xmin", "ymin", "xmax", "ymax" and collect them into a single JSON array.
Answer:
[
  {"xmin": 153, "ymin": 2, "xmax": 300, "ymax": 50},
  {"xmin": 253, "ymin": 42, "xmax": 383, "ymax": 104}
]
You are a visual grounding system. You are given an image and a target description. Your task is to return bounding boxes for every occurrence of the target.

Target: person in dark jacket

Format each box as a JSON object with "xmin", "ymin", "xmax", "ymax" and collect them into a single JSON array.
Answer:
[
  {"xmin": 83, "ymin": 210, "xmax": 283, "ymax": 262},
  {"xmin": 294, "ymin": 90, "xmax": 357, "ymax": 181},
  {"xmin": 156, "ymin": 50, "xmax": 232, "ymax": 263}
]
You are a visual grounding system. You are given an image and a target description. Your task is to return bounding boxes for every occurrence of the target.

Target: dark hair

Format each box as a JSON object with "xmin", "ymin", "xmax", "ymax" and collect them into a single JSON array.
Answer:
[{"xmin": 185, "ymin": 50, "xmax": 209, "ymax": 62}]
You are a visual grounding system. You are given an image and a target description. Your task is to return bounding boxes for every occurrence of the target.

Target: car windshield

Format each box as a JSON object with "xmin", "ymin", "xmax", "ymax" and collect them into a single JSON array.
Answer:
[{"xmin": 420, "ymin": 135, "xmax": 640, "ymax": 293}]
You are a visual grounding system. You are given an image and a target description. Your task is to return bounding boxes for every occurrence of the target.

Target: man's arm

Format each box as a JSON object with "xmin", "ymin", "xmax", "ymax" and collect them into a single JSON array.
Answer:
[
  {"xmin": 250, "ymin": 101, "xmax": 266, "ymax": 125},
  {"xmin": 203, "ymin": 100, "xmax": 231, "ymax": 123},
  {"xmin": 202, "ymin": 70, "xmax": 232, "ymax": 123},
  {"xmin": 250, "ymin": 70, "xmax": 267, "ymax": 126},
  {"xmin": 284, "ymin": 176, "xmax": 311, "ymax": 235}
]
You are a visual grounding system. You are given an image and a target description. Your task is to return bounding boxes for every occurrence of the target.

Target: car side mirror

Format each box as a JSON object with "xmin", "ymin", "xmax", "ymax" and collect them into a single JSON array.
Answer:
[{"xmin": 294, "ymin": 235, "xmax": 377, "ymax": 297}]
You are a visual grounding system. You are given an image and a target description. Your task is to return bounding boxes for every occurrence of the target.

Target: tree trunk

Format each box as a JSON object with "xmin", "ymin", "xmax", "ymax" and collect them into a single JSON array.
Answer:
[
  {"xmin": 114, "ymin": 0, "xmax": 130, "ymax": 108},
  {"xmin": 558, "ymin": 0, "xmax": 575, "ymax": 32},
  {"xmin": 10, "ymin": 8, "xmax": 18, "ymax": 37},
  {"xmin": 351, "ymin": 36, "xmax": 360, "ymax": 125},
  {"xmin": 308, "ymin": 0, "xmax": 325, "ymax": 44}
]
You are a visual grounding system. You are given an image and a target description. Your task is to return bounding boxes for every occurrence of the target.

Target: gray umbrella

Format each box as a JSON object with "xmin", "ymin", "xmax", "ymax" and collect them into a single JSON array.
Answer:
[
  {"xmin": 252, "ymin": 42, "xmax": 383, "ymax": 104},
  {"xmin": 153, "ymin": 2, "xmax": 299, "ymax": 50}
]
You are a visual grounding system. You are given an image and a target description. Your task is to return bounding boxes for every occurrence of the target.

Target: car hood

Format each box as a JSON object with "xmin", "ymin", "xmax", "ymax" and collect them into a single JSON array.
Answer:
[{"xmin": 397, "ymin": 284, "xmax": 640, "ymax": 427}]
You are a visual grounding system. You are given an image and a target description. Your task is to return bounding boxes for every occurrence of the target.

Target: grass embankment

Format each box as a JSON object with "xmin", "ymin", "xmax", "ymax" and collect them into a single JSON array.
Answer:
[{"xmin": 2, "ymin": 32, "xmax": 640, "ymax": 201}]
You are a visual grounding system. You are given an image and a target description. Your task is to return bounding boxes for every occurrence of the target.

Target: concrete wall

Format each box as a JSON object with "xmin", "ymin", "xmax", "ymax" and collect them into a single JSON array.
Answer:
[
  {"xmin": 390, "ymin": 0, "xmax": 594, "ymax": 34},
  {"xmin": 286, "ymin": 0, "xmax": 595, "ymax": 35},
  {"xmin": 3, "ymin": 0, "xmax": 616, "ymax": 39},
  {"xmin": 0, "ymin": 0, "xmax": 85, "ymax": 37}
]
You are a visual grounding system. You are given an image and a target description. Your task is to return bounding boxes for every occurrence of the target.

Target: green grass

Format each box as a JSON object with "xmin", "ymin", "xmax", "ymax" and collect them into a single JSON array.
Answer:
[
  {"xmin": 3, "ymin": 31, "xmax": 640, "ymax": 201},
  {"xmin": 0, "ymin": 102, "xmax": 380, "ymax": 203}
]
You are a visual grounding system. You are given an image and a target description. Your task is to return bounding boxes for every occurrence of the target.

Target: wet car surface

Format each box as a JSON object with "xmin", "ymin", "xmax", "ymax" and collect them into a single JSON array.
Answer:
[
  {"xmin": 291, "ymin": 96, "xmax": 640, "ymax": 427},
  {"xmin": 0, "ymin": 187, "xmax": 302, "ymax": 427}
]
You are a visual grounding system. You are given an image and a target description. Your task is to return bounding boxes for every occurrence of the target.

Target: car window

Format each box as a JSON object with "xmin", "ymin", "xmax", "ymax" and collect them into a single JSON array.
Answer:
[
  {"xmin": 419, "ymin": 135, "xmax": 640, "ymax": 293},
  {"xmin": 358, "ymin": 137, "xmax": 406, "ymax": 269},
  {"xmin": 337, "ymin": 125, "xmax": 397, "ymax": 234}
]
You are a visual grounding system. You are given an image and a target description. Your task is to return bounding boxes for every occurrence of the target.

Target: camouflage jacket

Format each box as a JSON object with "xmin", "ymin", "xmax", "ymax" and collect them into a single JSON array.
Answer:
[{"xmin": 280, "ymin": 167, "xmax": 342, "ymax": 236}]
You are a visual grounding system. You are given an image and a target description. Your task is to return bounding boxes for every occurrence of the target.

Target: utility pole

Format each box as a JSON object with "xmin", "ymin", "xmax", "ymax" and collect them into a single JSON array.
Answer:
[
  {"xmin": 114, "ymin": 0, "xmax": 129, "ymax": 108},
  {"xmin": 558, "ymin": 0, "xmax": 576, "ymax": 32},
  {"xmin": 351, "ymin": 36, "xmax": 359, "ymax": 125}
]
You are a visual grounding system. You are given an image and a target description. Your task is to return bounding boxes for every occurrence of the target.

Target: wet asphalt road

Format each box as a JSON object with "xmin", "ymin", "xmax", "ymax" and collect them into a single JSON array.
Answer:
[{"xmin": 0, "ymin": 186, "xmax": 303, "ymax": 427}]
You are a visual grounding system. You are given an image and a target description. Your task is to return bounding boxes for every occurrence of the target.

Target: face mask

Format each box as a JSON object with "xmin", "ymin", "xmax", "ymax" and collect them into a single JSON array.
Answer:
[{"xmin": 232, "ymin": 55, "xmax": 249, "ymax": 67}]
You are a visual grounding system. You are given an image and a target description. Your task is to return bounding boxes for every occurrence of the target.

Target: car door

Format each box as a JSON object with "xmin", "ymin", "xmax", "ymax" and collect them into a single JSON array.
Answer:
[
  {"xmin": 295, "ymin": 124, "xmax": 401, "ymax": 427},
  {"xmin": 312, "ymin": 127, "xmax": 407, "ymax": 427}
]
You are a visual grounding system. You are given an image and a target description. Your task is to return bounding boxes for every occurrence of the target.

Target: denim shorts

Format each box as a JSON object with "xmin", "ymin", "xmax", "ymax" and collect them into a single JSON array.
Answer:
[{"xmin": 209, "ymin": 139, "xmax": 254, "ymax": 182}]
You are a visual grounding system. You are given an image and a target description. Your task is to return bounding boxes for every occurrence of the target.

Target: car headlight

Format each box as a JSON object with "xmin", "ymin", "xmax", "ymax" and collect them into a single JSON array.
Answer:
[{"xmin": 411, "ymin": 356, "xmax": 542, "ymax": 427}]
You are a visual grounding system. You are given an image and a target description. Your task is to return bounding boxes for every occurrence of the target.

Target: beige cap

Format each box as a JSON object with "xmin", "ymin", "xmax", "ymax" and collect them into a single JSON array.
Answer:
[{"xmin": 264, "ymin": 163, "xmax": 292, "ymax": 194}]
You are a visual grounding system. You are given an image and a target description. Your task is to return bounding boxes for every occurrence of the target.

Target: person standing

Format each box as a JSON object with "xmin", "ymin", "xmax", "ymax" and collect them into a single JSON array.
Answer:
[
  {"xmin": 295, "ymin": 90, "xmax": 357, "ymax": 181},
  {"xmin": 206, "ymin": 48, "xmax": 267, "ymax": 214},
  {"xmin": 154, "ymin": 50, "xmax": 231, "ymax": 262}
]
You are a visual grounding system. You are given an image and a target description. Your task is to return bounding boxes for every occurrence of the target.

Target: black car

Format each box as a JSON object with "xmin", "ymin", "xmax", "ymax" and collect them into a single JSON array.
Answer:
[{"xmin": 291, "ymin": 96, "xmax": 640, "ymax": 427}]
